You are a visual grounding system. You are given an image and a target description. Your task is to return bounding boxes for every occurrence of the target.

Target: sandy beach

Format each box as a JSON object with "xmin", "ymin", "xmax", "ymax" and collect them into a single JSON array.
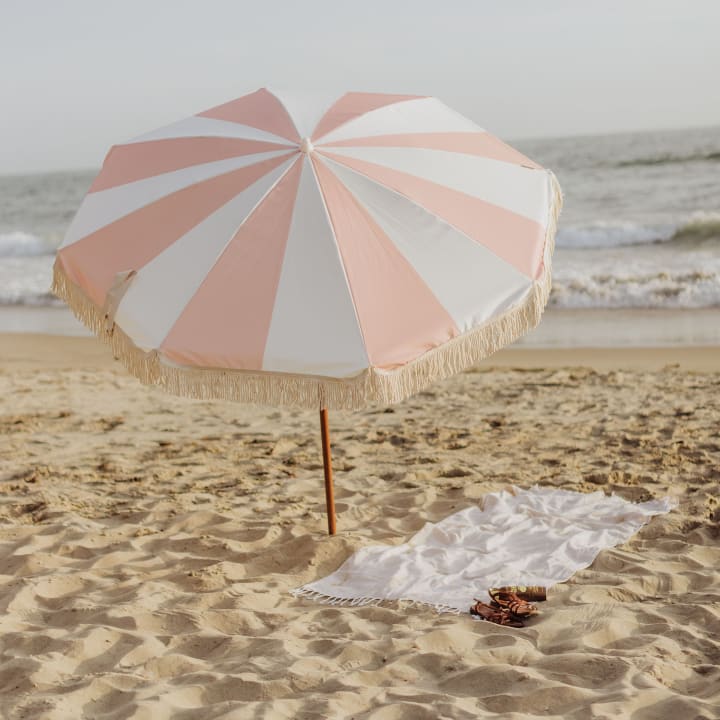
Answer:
[
  {"xmin": 0, "ymin": 334, "xmax": 717, "ymax": 719},
  {"xmin": 2, "ymin": 1, "xmax": 720, "ymax": 717}
]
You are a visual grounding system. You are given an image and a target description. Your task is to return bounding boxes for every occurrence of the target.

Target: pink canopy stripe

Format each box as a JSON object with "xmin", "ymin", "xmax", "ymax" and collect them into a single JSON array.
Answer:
[
  {"xmin": 311, "ymin": 92, "xmax": 425, "ymax": 142},
  {"xmin": 161, "ymin": 158, "xmax": 303, "ymax": 371},
  {"xmin": 199, "ymin": 88, "xmax": 300, "ymax": 143},
  {"xmin": 313, "ymin": 157, "xmax": 459, "ymax": 370},
  {"xmin": 89, "ymin": 137, "xmax": 295, "ymax": 192},
  {"xmin": 58, "ymin": 152, "xmax": 295, "ymax": 305},
  {"xmin": 319, "ymin": 151, "xmax": 546, "ymax": 279},
  {"xmin": 319, "ymin": 132, "xmax": 540, "ymax": 168}
]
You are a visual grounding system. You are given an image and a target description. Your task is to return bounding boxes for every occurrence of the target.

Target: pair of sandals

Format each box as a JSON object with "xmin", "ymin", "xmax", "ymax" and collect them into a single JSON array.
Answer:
[{"xmin": 470, "ymin": 585, "xmax": 547, "ymax": 627}]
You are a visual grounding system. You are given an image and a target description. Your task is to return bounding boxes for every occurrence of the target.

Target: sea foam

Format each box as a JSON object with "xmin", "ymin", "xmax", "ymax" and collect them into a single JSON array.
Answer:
[{"xmin": 0, "ymin": 231, "xmax": 55, "ymax": 258}]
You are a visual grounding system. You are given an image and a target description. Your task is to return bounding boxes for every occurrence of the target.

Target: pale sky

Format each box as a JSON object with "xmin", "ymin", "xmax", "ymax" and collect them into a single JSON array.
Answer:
[{"xmin": 1, "ymin": 0, "xmax": 719, "ymax": 174}]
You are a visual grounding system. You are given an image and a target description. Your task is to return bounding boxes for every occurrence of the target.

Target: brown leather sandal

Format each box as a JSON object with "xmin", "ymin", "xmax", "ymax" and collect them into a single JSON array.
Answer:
[
  {"xmin": 488, "ymin": 589, "xmax": 539, "ymax": 618},
  {"xmin": 470, "ymin": 600, "xmax": 525, "ymax": 627},
  {"xmin": 488, "ymin": 585, "xmax": 547, "ymax": 602}
]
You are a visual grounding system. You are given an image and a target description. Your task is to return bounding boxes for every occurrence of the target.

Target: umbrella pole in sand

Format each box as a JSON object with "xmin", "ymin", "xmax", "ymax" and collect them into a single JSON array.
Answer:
[{"xmin": 319, "ymin": 408, "xmax": 337, "ymax": 535}]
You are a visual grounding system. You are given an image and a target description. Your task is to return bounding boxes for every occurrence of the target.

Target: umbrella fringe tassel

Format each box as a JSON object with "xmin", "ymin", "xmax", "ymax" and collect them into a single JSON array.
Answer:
[{"xmin": 52, "ymin": 172, "xmax": 562, "ymax": 411}]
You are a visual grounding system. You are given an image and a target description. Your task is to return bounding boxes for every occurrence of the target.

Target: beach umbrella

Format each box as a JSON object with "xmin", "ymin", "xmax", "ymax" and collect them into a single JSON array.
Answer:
[{"xmin": 53, "ymin": 88, "xmax": 562, "ymax": 535}]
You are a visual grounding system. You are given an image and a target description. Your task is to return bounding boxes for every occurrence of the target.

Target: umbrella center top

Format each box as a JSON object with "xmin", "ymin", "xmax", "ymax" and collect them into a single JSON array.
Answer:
[{"xmin": 299, "ymin": 137, "xmax": 314, "ymax": 154}]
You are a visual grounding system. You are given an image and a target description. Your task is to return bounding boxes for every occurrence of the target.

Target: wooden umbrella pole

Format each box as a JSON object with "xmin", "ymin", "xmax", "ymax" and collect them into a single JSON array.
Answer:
[{"xmin": 319, "ymin": 407, "xmax": 337, "ymax": 535}]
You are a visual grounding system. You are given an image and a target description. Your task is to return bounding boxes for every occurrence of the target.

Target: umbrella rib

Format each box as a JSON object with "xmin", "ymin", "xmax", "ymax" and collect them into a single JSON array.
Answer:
[
  {"xmin": 61, "ymin": 151, "xmax": 296, "ymax": 252},
  {"xmin": 126, "ymin": 115, "xmax": 296, "ymax": 147},
  {"xmin": 318, "ymin": 148, "xmax": 544, "ymax": 223},
  {"xmin": 316, "ymin": 132, "xmax": 539, "ymax": 170},
  {"xmin": 152, "ymin": 154, "xmax": 303, "ymax": 350},
  {"xmin": 312, "ymin": 95, "xmax": 425, "ymax": 145},
  {"xmin": 316, "ymin": 152, "xmax": 543, "ymax": 281},
  {"xmin": 264, "ymin": 88, "xmax": 303, "ymax": 149},
  {"xmin": 306, "ymin": 154, "xmax": 372, "ymax": 370}
]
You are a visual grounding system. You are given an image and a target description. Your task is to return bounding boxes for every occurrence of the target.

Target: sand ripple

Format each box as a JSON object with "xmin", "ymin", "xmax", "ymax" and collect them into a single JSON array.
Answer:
[{"xmin": 1, "ymin": 360, "xmax": 719, "ymax": 718}]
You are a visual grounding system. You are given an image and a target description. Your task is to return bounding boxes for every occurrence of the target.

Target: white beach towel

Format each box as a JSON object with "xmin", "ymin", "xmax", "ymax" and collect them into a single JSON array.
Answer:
[{"xmin": 292, "ymin": 486, "xmax": 675, "ymax": 613}]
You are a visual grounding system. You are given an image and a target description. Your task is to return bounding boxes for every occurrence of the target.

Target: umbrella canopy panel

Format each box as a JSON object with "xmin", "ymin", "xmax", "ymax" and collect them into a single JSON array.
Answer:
[{"xmin": 54, "ymin": 88, "xmax": 562, "ymax": 410}]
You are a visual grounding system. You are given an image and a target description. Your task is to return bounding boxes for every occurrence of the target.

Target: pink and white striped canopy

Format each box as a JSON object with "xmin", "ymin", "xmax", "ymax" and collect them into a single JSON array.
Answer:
[{"xmin": 54, "ymin": 88, "xmax": 562, "ymax": 409}]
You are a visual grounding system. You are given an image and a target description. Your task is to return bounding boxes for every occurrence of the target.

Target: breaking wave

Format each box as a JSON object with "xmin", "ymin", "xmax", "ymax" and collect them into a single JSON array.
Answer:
[
  {"xmin": 0, "ymin": 290, "xmax": 60, "ymax": 307},
  {"xmin": 557, "ymin": 213, "xmax": 720, "ymax": 249},
  {"xmin": 616, "ymin": 150, "xmax": 720, "ymax": 168},
  {"xmin": 0, "ymin": 231, "xmax": 56, "ymax": 257},
  {"xmin": 551, "ymin": 269, "xmax": 720, "ymax": 309}
]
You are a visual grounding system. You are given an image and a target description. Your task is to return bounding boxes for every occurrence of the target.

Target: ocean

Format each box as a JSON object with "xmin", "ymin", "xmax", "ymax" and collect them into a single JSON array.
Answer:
[
  {"xmin": 1, "ymin": 125, "xmax": 719, "ymax": 320},
  {"xmin": 517, "ymin": 126, "xmax": 720, "ymax": 310}
]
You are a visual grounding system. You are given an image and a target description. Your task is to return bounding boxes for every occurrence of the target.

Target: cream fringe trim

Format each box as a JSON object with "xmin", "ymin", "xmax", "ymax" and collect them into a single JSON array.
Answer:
[{"xmin": 52, "ymin": 172, "xmax": 562, "ymax": 411}]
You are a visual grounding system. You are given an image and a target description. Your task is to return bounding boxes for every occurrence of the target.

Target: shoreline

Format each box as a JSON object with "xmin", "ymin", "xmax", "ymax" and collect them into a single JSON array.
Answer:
[
  {"xmin": 1, "ymin": 332, "xmax": 717, "ymax": 372},
  {"xmin": 1, "ymin": 305, "xmax": 719, "ymax": 349}
]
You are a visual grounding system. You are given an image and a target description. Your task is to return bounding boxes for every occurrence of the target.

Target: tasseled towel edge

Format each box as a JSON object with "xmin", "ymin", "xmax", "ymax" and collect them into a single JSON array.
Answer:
[{"xmin": 290, "ymin": 586, "xmax": 464, "ymax": 614}]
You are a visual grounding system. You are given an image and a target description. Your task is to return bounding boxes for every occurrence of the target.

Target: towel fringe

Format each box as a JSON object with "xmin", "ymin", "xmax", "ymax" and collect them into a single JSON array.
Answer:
[
  {"xmin": 52, "ymin": 172, "xmax": 562, "ymax": 410},
  {"xmin": 289, "ymin": 586, "xmax": 463, "ymax": 614}
]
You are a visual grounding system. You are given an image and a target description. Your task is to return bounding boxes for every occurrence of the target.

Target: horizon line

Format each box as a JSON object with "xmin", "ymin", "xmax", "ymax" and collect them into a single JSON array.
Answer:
[{"xmin": 2, "ymin": 120, "xmax": 719, "ymax": 179}]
